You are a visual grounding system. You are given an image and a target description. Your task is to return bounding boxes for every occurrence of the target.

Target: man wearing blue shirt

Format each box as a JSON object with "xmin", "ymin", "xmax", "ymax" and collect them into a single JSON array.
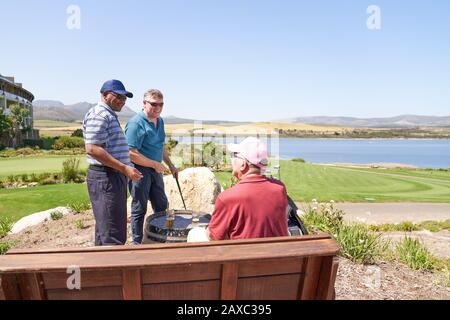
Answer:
[{"xmin": 125, "ymin": 89, "xmax": 178, "ymax": 244}]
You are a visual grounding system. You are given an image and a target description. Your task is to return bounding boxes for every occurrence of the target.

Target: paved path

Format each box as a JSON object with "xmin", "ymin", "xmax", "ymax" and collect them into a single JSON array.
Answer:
[{"xmin": 296, "ymin": 202, "xmax": 450, "ymax": 224}]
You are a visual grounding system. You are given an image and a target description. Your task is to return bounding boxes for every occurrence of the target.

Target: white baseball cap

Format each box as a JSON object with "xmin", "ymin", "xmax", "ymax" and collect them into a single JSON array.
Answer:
[{"xmin": 227, "ymin": 137, "xmax": 269, "ymax": 168}]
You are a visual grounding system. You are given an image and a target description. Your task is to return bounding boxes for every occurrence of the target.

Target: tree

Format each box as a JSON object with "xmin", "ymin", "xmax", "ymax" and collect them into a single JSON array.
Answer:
[
  {"xmin": 7, "ymin": 104, "xmax": 31, "ymax": 148},
  {"xmin": 0, "ymin": 108, "xmax": 12, "ymax": 139},
  {"xmin": 71, "ymin": 128, "xmax": 84, "ymax": 138}
]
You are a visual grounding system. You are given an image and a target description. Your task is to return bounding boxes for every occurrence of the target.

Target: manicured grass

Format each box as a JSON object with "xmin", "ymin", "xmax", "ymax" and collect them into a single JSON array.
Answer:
[
  {"xmin": 215, "ymin": 161, "xmax": 450, "ymax": 203},
  {"xmin": 0, "ymin": 184, "xmax": 89, "ymax": 222},
  {"xmin": 338, "ymin": 167, "xmax": 450, "ymax": 183},
  {"xmin": 0, "ymin": 156, "xmax": 87, "ymax": 179}
]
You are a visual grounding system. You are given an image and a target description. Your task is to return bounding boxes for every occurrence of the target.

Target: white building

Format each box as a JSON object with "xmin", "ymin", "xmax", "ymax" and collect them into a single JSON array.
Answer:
[{"xmin": 0, "ymin": 73, "xmax": 37, "ymax": 140}]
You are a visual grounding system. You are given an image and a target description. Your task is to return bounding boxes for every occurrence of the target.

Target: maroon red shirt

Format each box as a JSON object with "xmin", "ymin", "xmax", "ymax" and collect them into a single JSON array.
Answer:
[{"xmin": 208, "ymin": 175, "xmax": 289, "ymax": 240}]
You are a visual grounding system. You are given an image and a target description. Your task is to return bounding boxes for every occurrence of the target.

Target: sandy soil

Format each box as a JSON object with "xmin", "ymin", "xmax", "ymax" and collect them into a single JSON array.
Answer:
[
  {"xmin": 336, "ymin": 257, "xmax": 449, "ymax": 300},
  {"xmin": 3, "ymin": 210, "xmax": 449, "ymax": 300}
]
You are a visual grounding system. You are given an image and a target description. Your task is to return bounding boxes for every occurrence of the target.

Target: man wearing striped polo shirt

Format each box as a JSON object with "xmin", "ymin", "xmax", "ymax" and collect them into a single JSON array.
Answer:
[{"xmin": 82, "ymin": 80, "xmax": 143, "ymax": 246}]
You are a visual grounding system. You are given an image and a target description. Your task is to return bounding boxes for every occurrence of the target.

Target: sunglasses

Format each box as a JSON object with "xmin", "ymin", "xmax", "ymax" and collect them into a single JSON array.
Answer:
[
  {"xmin": 109, "ymin": 92, "xmax": 127, "ymax": 101},
  {"xmin": 230, "ymin": 152, "xmax": 246, "ymax": 161},
  {"xmin": 145, "ymin": 101, "xmax": 164, "ymax": 108}
]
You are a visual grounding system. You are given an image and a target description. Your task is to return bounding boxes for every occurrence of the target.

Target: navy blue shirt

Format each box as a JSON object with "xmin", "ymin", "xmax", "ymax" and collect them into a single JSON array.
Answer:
[{"xmin": 125, "ymin": 111, "xmax": 166, "ymax": 163}]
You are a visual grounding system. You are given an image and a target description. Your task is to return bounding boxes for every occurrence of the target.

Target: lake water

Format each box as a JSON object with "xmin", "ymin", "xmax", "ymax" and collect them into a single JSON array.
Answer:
[
  {"xmin": 277, "ymin": 138, "xmax": 450, "ymax": 168},
  {"xmin": 176, "ymin": 137, "xmax": 450, "ymax": 168}
]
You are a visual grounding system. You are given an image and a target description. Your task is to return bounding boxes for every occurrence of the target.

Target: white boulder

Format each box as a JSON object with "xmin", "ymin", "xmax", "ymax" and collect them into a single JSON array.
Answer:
[
  {"xmin": 164, "ymin": 167, "xmax": 222, "ymax": 213},
  {"xmin": 10, "ymin": 207, "xmax": 72, "ymax": 234}
]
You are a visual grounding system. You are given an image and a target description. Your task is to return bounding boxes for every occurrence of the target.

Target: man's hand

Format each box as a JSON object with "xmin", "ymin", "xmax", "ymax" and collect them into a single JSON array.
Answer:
[
  {"xmin": 154, "ymin": 162, "xmax": 168, "ymax": 174},
  {"xmin": 169, "ymin": 164, "xmax": 179, "ymax": 179},
  {"xmin": 123, "ymin": 165, "xmax": 143, "ymax": 181}
]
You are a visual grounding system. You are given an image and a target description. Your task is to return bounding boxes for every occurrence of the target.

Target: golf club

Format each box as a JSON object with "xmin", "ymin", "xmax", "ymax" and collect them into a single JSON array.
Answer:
[{"xmin": 175, "ymin": 175, "xmax": 187, "ymax": 210}]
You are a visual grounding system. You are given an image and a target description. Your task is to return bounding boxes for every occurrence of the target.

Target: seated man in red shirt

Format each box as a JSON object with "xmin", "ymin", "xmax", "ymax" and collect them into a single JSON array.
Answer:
[{"xmin": 206, "ymin": 137, "xmax": 289, "ymax": 240}]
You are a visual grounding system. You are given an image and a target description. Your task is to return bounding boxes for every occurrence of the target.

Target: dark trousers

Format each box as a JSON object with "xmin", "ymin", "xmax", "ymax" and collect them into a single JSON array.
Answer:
[
  {"xmin": 129, "ymin": 164, "xmax": 168, "ymax": 244},
  {"xmin": 87, "ymin": 169, "xmax": 128, "ymax": 246}
]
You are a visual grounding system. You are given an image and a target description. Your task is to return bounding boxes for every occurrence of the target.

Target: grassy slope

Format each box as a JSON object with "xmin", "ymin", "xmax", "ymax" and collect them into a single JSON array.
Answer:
[
  {"xmin": 215, "ymin": 161, "xmax": 450, "ymax": 203},
  {"xmin": 0, "ymin": 156, "xmax": 87, "ymax": 179},
  {"xmin": 0, "ymin": 184, "xmax": 89, "ymax": 221}
]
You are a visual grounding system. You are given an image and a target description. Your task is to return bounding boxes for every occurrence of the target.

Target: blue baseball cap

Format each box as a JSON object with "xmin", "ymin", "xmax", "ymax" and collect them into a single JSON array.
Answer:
[{"xmin": 100, "ymin": 79, "xmax": 133, "ymax": 98}]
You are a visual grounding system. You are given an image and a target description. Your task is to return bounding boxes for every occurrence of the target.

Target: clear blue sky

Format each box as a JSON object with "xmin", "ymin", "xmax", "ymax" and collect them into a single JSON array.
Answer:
[{"xmin": 1, "ymin": 0, "xmax": 449, "ymax": 121}]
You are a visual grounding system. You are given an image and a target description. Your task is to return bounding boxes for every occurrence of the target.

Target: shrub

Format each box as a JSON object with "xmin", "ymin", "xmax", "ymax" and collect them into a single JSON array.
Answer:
[
  {"xmin": 37, "ymin": 172, "xmax": 52, "ymax": 184},
  {"xmin": 15, "ymin": 147, "xmax": 36, "ymax": 156},
  {"xmin": 23, "ymin": 139, "xmax": 43, "ymax": 149},
  {"xmin": 335, "ymin": 223, "xmax": 387, "ymax": 264},
  {"xmin": 0, "ymin": 217, "xmax": 13, "ymax": 238},
  {"xmin": 396, "ymin": 236, "xmax": 435, "ymax": 271},
  {"xmin": 29, "ymin": 173, "xmax": 38, "ymax": 182},
  {"xmin": 20, "ymin": 173, "xmax": 29, "ymax": 183},
  {"xmin": 292, "ymin": 158, "xmax": 306, "ymax": 163},
  {"xmin": 71, "ymin": 129, "xmax": 84, "ymax": 138},
  {"xmin": 302, "ymin": 202, "xmax": 387, "ymax": 264},
  {"xmin": 62, "ymin": 158, "xmax": 82, "ymax": 183},
  {"xmin": 302, "ymin": 203, "xmax": 345, "ymax": 234},
  {"xmin": 221, "ymin": 175, "xmax": 239, "ymax": 190},
  {"xmin": 69, "ymin": 201, "xmax": 91, "ymax": 214},
  {"xmin": 0, "ymin": 241, "xmax": 13, "ymax": 255},
  {"xmin": 75, "ymin": 220, "xmax": 86, "ymax": 230},
  {"xmin": 419, "ymin": 220, "xmax": 450, "ymax": 232},
  {"xmin": 370, "ymin": 220, "xmax": 449, "ymax": 233},
  {"xmin": 166, "ymin": 138, "xmax": 178, "ymax": 152},
  {"xmin": 41, "ymin": 178, "xmax": 57, "ymax": 185},
  {"xmin": 41, "ymin": 137, "xmax": 55, "ymax": 150},
  {"xmin": 398, "ymin": 221, "xmax": 419, "ymax": 232},
  {"xmin": 52, "ymin": 136, "xmax": 85, "ymax": 150},
  {"xmin": 50, "ymin": 211, "xmax": 64, "ymax": 221}
]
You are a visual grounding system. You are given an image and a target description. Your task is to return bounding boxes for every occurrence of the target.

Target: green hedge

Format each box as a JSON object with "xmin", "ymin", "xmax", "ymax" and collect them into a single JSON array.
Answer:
[{"xmin": 52, "ymin": 136, "xmax": 85, "ymax": 150}]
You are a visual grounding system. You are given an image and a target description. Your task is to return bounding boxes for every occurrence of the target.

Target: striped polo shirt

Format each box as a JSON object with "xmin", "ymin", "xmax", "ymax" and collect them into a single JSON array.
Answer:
[{"xmin": 82, "ymin": 102, "xmax": 131, "ymax": 166}]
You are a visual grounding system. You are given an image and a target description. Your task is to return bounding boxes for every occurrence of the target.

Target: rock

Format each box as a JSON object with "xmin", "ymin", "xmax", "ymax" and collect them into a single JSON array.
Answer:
[
  {"xmin": 127, "ymin": 167, "xmax": 222, "ymax": 216},
  {"xmin": 164, "ymin": 167, "xmax": 221, "ymax": 213},
  {"xmin": 28, "ymin": 182, "xmax": 39, "ymax": 187},
  {"xmin": 10, "ymin": 207, "xmax": 73, "ymax": 234}
]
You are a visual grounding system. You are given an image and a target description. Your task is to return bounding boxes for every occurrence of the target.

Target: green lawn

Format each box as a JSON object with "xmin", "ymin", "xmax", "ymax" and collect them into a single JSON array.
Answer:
[
  {"xmin": 0, "ymin": 184, "xmax": 89, "ymax": 222},
  {"xmin": 336, "ymin": 166, "xmax": 450, "ymax": 182},
  {"xmin": 215, "ymin": 161, "xmax": 450, "ymax": 203},
  {"xmin": 0, "ymin": 156, "xmax": 88, "ymax": 179},
  {"xmin": 2, "ymin": 159, "xmax": 450, "ymax": 223}
]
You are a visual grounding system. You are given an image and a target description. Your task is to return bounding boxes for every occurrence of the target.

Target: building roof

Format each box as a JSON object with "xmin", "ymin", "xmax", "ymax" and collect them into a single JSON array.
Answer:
[{"xmin": 0, "ymin": 73, "xmax": 34, "ymax": 102}]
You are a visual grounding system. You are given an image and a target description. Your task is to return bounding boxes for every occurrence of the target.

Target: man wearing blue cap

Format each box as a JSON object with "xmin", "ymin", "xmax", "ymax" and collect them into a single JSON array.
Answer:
[{"xmin": 82, "ymin": 80, "xmax": 143, "ymax": 246}]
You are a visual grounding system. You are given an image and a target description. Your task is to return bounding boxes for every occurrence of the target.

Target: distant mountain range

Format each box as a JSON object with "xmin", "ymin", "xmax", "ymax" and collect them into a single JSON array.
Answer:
[
  {"xmin": 33, "ymin": 100, "xmax": 449, "ymax": 128},
  {"xmin": 32, "ymin": 100, "xmax": 247, "ymax": 125},
  {"xmin": 33, "ymin": 100, "xmax": 137, "ymax": 122},
  {"xmin": 278, "ymin": 115, "xmax": 450, "ymax": 128}
]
